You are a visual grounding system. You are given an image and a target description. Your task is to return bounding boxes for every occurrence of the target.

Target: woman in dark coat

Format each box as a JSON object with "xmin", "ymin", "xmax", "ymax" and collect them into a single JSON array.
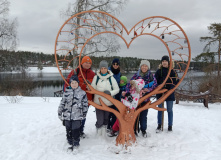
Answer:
[
  {"xmin": 107, "ymin": 58, "xmax": 122, "ymax": 130},
  {"xmin": 155, "ymin": 55, "xmax": 179, "ymax": 132}
]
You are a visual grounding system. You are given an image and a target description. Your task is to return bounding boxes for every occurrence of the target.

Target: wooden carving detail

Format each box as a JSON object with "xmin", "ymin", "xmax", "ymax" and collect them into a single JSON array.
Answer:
[{"xmin": 55, "ymin": 10, "xmax": 191, "ymax": 147}]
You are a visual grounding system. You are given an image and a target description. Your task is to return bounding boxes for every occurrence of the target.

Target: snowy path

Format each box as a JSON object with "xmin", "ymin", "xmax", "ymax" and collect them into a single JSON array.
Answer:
[{"xmin": 0, "ymin": 97, "xmax": 221, "ymax": 160}]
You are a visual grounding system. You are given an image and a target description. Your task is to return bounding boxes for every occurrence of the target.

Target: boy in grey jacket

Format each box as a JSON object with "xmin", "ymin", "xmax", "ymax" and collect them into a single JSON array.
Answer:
[{"xmin": 58, "ymin": 75, "xmax": 88, "ymax": 153}]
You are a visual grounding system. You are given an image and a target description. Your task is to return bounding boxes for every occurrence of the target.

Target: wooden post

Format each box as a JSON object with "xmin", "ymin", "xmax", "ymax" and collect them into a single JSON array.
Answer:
[
  {"xmin": 161, "ymin": 102, "xmax": 164, "ymax": 131},
  {"xmin": 175, "ymin": 93, "xmax": 179, "ymax": 104},
  {"xmin": 204, "ymin": 95, "xmax": 209, "ymax": 108}
]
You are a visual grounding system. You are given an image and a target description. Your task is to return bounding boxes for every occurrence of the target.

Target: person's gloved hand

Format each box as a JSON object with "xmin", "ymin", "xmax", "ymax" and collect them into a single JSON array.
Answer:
[
  {"xmin": 58, "ymin": 114, "xmax": 63, "ymax": 121},
  {"xmin": 83, "ymin": 112, "xmax": 87, "ymax": 118},
  {"xmin": 127, "ymin": 95, "xmax": 133, "ymax": 103},
  {"xmin": 125, "ymin": 92, "xmax": 131, "ymax": 97},
  {"xmin": 125, "ymin": 92, "xmax": 133, "ymax": 103},
  {"xmin": 84, "ymin": 79, "xmax": 91, "ymax": 85},
  {"xmin": 144, "ymin": 81, "xmax": 154, "ymax": 88},
  {"xmin": 104, "ymin": 90, "xmax": 111, "ymax": 95},
  {"xmin": 86, "ymin": 80, "xmax": 91, "ymax": 85}
]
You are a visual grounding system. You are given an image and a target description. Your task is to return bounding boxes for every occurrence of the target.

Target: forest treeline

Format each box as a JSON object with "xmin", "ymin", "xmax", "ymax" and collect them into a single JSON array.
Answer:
[{"xmin": 0, "ymin": 50, "xmax": 206, "ymax": 72}]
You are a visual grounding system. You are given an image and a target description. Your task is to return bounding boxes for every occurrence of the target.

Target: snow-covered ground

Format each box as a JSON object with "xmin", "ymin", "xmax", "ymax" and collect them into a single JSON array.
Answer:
[
  {"xmin": 26, "ymin": 67, "xmax": 65, "ymax": 73},
  {"xmin": 0, "ymin": 96, "xmax": 221, "ymax": 160}
]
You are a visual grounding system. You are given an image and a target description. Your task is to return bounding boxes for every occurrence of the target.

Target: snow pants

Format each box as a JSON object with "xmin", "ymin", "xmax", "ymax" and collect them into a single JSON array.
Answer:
[
  {"xmin": 107, "ymin": 105, "xmax": 118, "ymax": 129},
  {"xmin": 64, "ymin": 120, "xmax": 81, "ymax": 146},
  {"xmin": 95, "ymin": 108, "xmax": 110, "ymax": 128}
]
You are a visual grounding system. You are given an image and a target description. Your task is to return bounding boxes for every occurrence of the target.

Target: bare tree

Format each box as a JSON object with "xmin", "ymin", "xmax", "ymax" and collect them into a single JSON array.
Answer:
[
  {"xmin": 0, "ymin": 0, "xmax": 18, "ymax": 50},
  {"xmin": 60, "ymin": 0, "xmax": 127, "ymax": 68}
]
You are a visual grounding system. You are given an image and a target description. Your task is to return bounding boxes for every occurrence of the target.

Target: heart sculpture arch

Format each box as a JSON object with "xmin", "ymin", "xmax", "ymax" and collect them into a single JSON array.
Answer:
[{"xmin": 55, "ymin": 10, "xmax": 191, "ymax": 147}]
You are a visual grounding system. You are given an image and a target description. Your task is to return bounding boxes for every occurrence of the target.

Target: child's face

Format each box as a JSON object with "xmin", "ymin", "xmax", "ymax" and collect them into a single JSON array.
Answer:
[
  {"xmin": 120, "ymin": 80, "xmax": 125, "ymax": 85},
  {"xmin": 71, "ymin": 81, "xmax": 78, "ymax": 89},
  {"xmin": 131, "ymin": 84, "xmax": 135, "ymax": 90}
]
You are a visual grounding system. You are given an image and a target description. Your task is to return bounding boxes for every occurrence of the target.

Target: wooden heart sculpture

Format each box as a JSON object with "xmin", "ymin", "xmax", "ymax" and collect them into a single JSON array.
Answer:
[{"xmin": 55, "ymin": 10, "xmax": 191, "ymax": 146}]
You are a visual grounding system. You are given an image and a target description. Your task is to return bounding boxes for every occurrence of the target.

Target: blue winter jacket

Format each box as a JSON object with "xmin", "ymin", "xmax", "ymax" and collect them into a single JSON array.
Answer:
[{"xmin": 108, "ymin": 66, "xmax": 121, "ymax": 85}]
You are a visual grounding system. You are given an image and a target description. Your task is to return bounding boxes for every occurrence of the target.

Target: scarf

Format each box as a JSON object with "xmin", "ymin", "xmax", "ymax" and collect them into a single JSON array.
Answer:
[
  {"xmin": 111, "ymin": 65, "xmax": 120, "ymax": 75},
  {"xmin": 139, "ymin": 71, "xmax": 148, "ymax": 78},
  {"xmin": 101, "ymin": 72, "xmax": 108, "ymax": 76}
]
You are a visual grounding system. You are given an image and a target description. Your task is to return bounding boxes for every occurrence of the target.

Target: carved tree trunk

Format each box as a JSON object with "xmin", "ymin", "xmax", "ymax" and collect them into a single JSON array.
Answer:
[
  {"xmin": 116, "ymin": 109, "xmax": 136, "ymax": 146},
  {"xmin": 116, "ymin": 121, "xmax": 136, "ymax": 146}
]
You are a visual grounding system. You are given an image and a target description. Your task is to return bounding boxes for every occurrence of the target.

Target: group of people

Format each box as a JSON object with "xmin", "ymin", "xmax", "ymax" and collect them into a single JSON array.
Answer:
[{"xmin": 57, "ymin": 55, "xmax": 179, "ymax": 153}]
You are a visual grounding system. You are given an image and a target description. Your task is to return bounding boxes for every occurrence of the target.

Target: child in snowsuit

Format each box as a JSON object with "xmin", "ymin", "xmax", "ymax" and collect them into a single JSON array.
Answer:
[
  {"xmin": 119, "ymin": 76, "xmax": 127, "ymax": 99},
  {"xmin": 108, "ymin": 79, "xmax": 145, "ymax": 136},
  {"xmin": 58, "ymin": 75, "xmax": 88, "ymax": 152}
]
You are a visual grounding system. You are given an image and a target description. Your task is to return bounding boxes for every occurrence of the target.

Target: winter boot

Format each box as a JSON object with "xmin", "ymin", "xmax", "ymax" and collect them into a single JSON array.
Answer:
[
  {"xmin": 168, "ymin": 126, "xmax": 172, "ymax": 131},
  {"xmin": 156, "ymin": 124, "xmax": 161, "ymax": 133},
  {"xmin": 142, "ymin": 130, "xmax": 147, "ymax": 138},
  {"xmin": 102, "ymin": 125, "xmax": 107, "ymax": 138},
  {"xmin": 67, "ymin": 145, "xmax": 73, "ymax": 153},
  {"xmin": 80, "ymin": 131, "xmax": 86, "ymax": 138},
  {"xmin": 72, "ymin": 145, "xmax": 79, "ymax": 155},
  {"xmin": 108, "ymin": 130, "xmax": 117, "ymax": 137},
  {"xmin": 96, "ymin": 127, "xmax": 102, "ymax": 137}
]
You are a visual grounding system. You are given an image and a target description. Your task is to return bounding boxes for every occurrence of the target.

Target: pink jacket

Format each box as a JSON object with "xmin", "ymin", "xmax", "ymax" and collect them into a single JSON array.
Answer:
[{"xmin": 121, "ymin": 79, "xmax": 145, "ymax": 109}]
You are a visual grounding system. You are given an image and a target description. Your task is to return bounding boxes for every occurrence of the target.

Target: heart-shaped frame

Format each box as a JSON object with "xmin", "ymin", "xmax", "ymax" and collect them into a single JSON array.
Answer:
[{"xmin": 54, "ymin": 10, "xmax": 191, "ymax": 146}]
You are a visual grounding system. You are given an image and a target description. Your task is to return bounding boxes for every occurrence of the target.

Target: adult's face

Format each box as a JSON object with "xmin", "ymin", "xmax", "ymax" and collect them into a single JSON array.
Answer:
[
  {"xmin": 82, "ymin": 62, "xmax": 92, "ymax": 69},
  {"xmin": 112, "ymin": 63, "xmax": 119, "ymax": 69},
  {"xmin": 140, "ymin": 64, "xmax": 148, "ymax": 73},
  {"xmin": 100, "ymin": 67, "xmax": 108, "ymax": 74},
  {"xmin": 162, "ymin": 60, "xmax": 169, "ymax": 68}
]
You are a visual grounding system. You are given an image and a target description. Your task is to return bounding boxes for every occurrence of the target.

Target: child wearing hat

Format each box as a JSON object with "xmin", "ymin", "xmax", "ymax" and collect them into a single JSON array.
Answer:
[
  {"xmin": 63, "ymin": 56, "xmax": 95, "ymax": 138},
  {"xmin": 91, "ymin": 60, "xmax": 119, "ymax": 137},
  {"xmin": 58, "ymin": 75, "xmax": 88, "ymax": 154},
  {"xmin": 119, "ymin": 76, "xmax": 127, "ymax": 99}
]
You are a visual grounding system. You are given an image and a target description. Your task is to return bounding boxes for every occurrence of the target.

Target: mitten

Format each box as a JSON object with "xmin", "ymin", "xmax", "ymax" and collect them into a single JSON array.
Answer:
[
  {"xmin": 104, "ymin": 90, "xmax": 111, "ymax": 95},
  {"xmin": 125, "ymin": 92, "xmax": 131, "ymax": 97},
  {"xmin": 58, "ymin": 114, "xmax": 63, "ymax": 121},
  {"xmin": 84, "ymin": 79, "xmax": 91, "ymax": 85},
  {"xmin": 83, "ymin": 112, "xmax": 87, "ymax": 118},
  {"xmin": 144, "ymin": 81, "xmax": 154, "ymax": 88},
  {"xmin": 127, "ymin": 95, "xmax": 133, "ymax": 103},
  {"xmin": 125, "ymin": 92, "xmax": 133, "ymax": 103}
]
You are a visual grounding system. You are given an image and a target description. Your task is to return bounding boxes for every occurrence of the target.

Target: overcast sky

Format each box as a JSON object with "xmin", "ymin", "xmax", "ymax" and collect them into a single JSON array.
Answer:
[{"xmin": 9, "ymin": 0, "xmax": 221, "ymax": 60}]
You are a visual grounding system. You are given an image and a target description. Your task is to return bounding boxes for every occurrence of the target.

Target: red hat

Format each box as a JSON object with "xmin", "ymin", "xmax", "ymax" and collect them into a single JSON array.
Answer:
[{"xmin": 81, "ymin": 56, "xmax": 92, "ymax": 65}]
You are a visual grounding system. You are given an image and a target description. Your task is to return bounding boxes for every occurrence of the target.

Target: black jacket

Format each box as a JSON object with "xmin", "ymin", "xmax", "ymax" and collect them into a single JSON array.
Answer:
[{"xmin": 155, "ymin": 66, "xmax": 179, "ymax": 101}]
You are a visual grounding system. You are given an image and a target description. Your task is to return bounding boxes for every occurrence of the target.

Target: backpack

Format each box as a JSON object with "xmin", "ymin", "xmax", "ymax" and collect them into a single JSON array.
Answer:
[{"xmin": 95, "ymin": 75, "xmax": 113, "ymax": 90}]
